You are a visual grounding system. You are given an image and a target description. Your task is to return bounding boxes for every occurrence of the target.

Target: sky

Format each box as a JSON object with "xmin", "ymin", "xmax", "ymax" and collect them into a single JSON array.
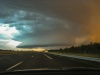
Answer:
[{"xmin": 0, "ymin": 0, "xmax": 100, "ymax": 51}]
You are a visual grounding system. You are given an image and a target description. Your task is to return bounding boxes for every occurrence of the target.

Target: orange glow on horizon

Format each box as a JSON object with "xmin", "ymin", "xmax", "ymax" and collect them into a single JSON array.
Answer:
[{"xmin": 32, "ymin": 48, "xmax": 45, "ymax": 52}]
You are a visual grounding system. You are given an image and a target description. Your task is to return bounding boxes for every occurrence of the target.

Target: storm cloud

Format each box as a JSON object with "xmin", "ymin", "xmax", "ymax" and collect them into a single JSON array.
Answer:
[{"xmin": 0, "ymin": 0, "xmax": 100, "ymax": 49}]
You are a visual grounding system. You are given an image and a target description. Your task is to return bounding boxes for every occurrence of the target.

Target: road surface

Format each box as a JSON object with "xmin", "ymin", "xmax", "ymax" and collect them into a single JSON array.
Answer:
[{"xmin": 0, "ymin": 52, "xmax": 100, "ymax": 72}]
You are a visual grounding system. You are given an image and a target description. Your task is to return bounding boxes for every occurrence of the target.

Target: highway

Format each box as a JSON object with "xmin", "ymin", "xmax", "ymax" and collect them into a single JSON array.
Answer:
[{"xmin": 0, "ymin": 52, "xmax": 100, "ymax": 72}]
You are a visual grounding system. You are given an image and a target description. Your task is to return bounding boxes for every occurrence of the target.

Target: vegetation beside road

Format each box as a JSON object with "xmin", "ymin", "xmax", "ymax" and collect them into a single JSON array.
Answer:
[
  {"xmin": 0, "ymin": 50, "xmax": 34, "ymax": 55},
  {"xmin": 48, "ymin": 42, "xmax": 100, "ymax": 58}
]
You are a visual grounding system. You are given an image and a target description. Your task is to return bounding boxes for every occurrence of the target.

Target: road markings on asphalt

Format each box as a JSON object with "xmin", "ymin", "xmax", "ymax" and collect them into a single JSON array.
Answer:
[
  {"xmin": 0, "ymin": 58, "xmax": 2, "ymax": 59},
  {"xmin": 6, "ymin": 61, "xmax": 23, "ymax": 71},
  {"xmin": 44, "ymin": 54, "xmax": 52, "ymax": 59},
  {"xmin": 32, "ymin": 56, "xmax": 34, "ymax": 57}
]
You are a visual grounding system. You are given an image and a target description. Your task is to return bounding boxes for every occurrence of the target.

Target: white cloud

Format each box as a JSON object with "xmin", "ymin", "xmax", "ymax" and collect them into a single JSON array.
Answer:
[
  {"xmin": 0, "ymin": 23, "xmax": 22, "ymax": 50},
  {"xmin": 0, "ymin": 23, "xmax": 19, "ymax": 39},
  {"xmin": 0, "ymin": 39, "xmax": 22, "ymax": 50}
]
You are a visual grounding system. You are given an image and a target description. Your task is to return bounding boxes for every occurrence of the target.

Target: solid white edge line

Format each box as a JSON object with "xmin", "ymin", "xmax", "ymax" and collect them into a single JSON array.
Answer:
[
  {"xmin": 6, "ymin": 61, "xmax": 23, "ymax": 71},
  {"xmin": 44, "ymin": 54, "xmax": 52, "ymax": 59}
]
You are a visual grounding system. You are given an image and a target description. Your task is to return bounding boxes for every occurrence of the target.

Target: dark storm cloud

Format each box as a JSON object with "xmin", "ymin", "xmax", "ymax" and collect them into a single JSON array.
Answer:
[
  {"xmin": 17, "ymin": 43, "xmax": 73, "ymax": 48},
  {"xmin": 0, "ymin": 0, "xmax": 91, "ymax": 21},
  {"xmin": 0, "ymin": 0, "xmax": 100, "ymax": 49},
  {"xmin": 0, "ymin": 6, "xmax": 73, "ymax": 48}
]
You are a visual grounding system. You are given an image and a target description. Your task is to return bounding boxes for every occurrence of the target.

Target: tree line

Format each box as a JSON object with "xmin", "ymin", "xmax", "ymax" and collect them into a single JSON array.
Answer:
[
  {"xmin": 0, "ymin": 49, "xmax": 13, "ymax": 51},
  {"xmin": 48, "ymin": 42, "xmax": 100, "ymax": 55}
]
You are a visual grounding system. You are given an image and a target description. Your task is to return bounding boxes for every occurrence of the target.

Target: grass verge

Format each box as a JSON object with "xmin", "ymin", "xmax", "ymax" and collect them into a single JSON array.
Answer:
[
  {"xmin": 0, "ymin": 51, "xmax": 34, "ymax": 55},
  {"xmin": 49, "ymin": 52, "xmax": 100, "ymax": 58}
]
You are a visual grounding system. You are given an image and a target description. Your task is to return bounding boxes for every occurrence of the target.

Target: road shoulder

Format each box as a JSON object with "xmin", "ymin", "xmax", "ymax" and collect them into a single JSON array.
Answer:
[{"xmin": 47, "ymin": 52, "xmax": 100, "ymax": 62}]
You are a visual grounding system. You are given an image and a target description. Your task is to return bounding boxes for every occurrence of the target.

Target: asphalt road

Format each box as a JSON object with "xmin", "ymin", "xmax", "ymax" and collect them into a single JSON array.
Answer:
[{"xmin": 0, "ymin": 52, "xmax": 100, "ymax": 72}]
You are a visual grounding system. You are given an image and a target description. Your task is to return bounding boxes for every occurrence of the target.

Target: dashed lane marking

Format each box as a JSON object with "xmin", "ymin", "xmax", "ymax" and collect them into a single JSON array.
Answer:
[
  {"xmin": 44, "ymin": 54, "xmax": 52, "ymax": 59},
  {"xmin": 6, "ymin": 61, "xmax": 23, "ymax": 71}
]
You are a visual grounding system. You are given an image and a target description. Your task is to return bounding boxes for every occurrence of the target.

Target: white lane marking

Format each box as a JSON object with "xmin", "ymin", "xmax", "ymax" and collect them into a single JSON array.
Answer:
[
  {"xmin": 6, "ymin": 62, "xmax": 23, "ymax": 71},
  {"xmin": 44, "ymin": 54, "xmax": 52, "ymax": 59},
  {"xmin": 0, "ymin": 57, "xmax": 4, "ymax": 59},
  {"xmin": 32, "ymin": 56, "xmax": 34, "ymax": 57},
  {"xmin": 0, "ymin": 58, "xmax": 2, "ymax": 59}
]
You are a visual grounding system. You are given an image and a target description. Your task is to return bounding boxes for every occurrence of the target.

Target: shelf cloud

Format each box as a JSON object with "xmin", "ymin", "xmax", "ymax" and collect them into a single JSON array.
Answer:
[{"xmin": 0, "ymin": 0, "xmax": 100, "ymax": 49}]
